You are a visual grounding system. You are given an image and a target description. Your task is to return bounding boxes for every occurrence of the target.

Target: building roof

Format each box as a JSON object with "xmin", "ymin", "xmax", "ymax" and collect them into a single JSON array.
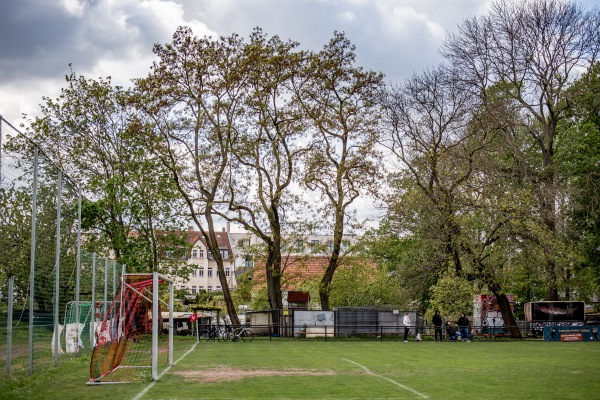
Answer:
[
  {"xmin": 252, "ymin": 255, "xmax": 376, "ymax": 290},
  {"xmin": 185, "ymin": 226, "xmax": 232, "ymax": 253}
]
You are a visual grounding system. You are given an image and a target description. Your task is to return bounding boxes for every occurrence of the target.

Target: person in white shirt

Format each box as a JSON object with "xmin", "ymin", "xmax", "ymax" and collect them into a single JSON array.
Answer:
[{"xmin": 403, "ymin": 312, "xmax": 411, "ymax": 342}]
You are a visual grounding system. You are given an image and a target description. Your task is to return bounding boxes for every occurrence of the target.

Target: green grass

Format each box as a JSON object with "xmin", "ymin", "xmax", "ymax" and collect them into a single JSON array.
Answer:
[{"xmin": 1, "ymin": 338, "xmax": 599, "ymax": 399}]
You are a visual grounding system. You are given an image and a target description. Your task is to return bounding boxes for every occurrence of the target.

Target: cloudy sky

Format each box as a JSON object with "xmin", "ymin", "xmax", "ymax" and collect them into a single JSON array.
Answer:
[
  {"xmin": 1, "ymin": 0, "xmax": 597, "ymax": 229},
  {"xmin": 2, "ymin": 0, "xmax": 598, "ymax": 128},
  {"xmin": 1, "ymin": 0, "xmax": 499, "ymax": 127}
]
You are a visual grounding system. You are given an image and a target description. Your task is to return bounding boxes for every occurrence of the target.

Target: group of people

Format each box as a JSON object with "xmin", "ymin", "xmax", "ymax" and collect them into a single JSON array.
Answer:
[
  {"xmin": 402, "ymin": 310, "xmax": 472, "ymax": 342},
  {"xmin": 433, "ymin": 310, "xmax": 471, "ymax": 342}
]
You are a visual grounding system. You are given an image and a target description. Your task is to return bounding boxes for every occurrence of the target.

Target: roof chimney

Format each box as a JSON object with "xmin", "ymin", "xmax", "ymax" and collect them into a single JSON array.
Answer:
[
  {"xmin": 188, "ymin": 226, "xmax": 194, "ymax": 232},
  {"xmin": 222, "ymin": 227, "xmax": 226, "ymax": 232}
]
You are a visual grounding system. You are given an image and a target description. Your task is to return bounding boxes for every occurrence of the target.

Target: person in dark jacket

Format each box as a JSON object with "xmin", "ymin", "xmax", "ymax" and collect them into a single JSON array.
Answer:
[
  {"xmin": 457, "ymin": 313, "xmax": 471, "ymax": 342},
  {"xmin": 432, "ymin": 310, "xmax": 443, "ymax": 342},
  {"xmin": 446, "ymin": 321, "xmax": 459, "ymax": 341}
]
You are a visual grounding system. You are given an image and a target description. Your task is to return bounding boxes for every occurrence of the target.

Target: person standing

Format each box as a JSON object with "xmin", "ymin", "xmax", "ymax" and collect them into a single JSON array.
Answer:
[
  {"xmin": 432, "ymin": 310, "xmax": 443, "ymax": 342},
  {"xmin": 457, "ymin": 313, "xmax": 471, "ymax": 342},
  {"xmin": 403, "ymin": 312, "xmax": 411, "ymax": 342}
]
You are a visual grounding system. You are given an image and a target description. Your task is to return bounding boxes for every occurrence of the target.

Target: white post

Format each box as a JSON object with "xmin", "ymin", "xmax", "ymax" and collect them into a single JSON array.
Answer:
[
  {"xmin": 152, "ymin": 272, "xmax": 159, "ymax": 381},
  {"xmin": 90, "ymin": 253, "xmax": 96, "ymax": 349},
  {"xmin": 169, "ymin": 281, "xmax": 174, "ymax": 366}
]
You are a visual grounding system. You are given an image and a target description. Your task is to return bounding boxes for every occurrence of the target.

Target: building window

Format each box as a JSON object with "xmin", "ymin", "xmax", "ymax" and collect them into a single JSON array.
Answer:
[
  {"xmin": 208, "ymin": 251, "xmax": 213, "ymax": 259},
  {"xmin": 294, "ymin": 240, "xmax": 303, "ymax": 253},
  {"xmin": 191, "ymin": 269, "xmax": 197, "ymax": 277},
  {"xmin": 245, "ymin": 256, "xmax": 253, "ymax": 267},
  {"xmin": 310, "ymin": 240, "xmax": 320, "ymax": 252},
  {"xmin": 220, "ymin": 249, "xmax": 229, "ymax": 259},
  {"xmin": 191, "ymin": 286, "xmax": 197, "ymax": 294},
  {"xmin": 180, "ymin": 285, "xmax": 186, "ymax": 290},
  {"xmin": 216, "ymin": 286, "xmax": 221, "ymax": 290},
  {"xmin": 217, "ymin": 270, "xmax": 220, "ymax": 277},
  {"xmin": 198, "ymin": 249, "xmax": 204, "ymax": 258},
  {"xmin": 199, "ymin": 286, "xmax": 204, "ymax": 290},
  {"xmin": 199, "ymin": 268, "xmax": 204, "ymax": 277},
  {"xmin": 225, "ymin": 269, "xmax": 230, "ymax": 277},
  {"xmin": 208, "ymin": 268, "xmax": 213, "ymax": 277},
  {"xmin": 165, "ymin": 250, "xmax": 173, "ymax": 258},
  {"xmin": 327, "ymin": 241, "xmax": 334, "ymax": 253},
  {"xmin": 192, "ymin": 249, "xmax": 198, "ymax": 258},
  {"xmin": 207, "ymin": 286, "xmax": 212, "ymax": 291},
  {"xmin": 237, "ymin": 239, "xmax": 245, "ymax": 247}
]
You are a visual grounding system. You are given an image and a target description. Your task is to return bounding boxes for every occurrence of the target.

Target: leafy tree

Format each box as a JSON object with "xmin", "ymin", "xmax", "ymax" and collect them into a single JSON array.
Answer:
[
  {"xmin": 133, "ymin": 27, "xmax": 247, "ymax": 325},
  {"xmin": 557, "ymin": 62, "xmax": 600, "ymax": 299},
  {"xmin": 294, "ymin": 32, "xmax": 385, "ymax": 310},
  {"xmin": 19, "ymin": 70, "xmax": 187, "ymax": 276},
  {"xmin": 441, "ymin": 0, "xmax": 600, "ymax": 300},
  {"xmin": 383, "ymin": 66, "xmax": 526, "ymax": 337},
  {"xmin": 224, "ymin": 29, "xmax": 309, "ymax": 327}
]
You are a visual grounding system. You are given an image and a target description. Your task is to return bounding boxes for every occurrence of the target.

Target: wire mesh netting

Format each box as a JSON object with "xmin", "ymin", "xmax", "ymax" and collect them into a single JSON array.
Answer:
[{"xmin": 0, "ymin": 116, "xmax": 124, "ymax": 379}]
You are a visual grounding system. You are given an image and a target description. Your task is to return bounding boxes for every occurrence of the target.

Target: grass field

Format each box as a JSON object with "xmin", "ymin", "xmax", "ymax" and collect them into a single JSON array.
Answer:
[{"xmin": 1, "ymin": 337, "xmax": 599, "ymax": 399}]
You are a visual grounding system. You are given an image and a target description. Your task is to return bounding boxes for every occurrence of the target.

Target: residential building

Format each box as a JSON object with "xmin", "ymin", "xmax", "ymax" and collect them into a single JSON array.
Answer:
[{"xmin": 175, "ymin": 226, "xmax": 236, "ymax": 294}]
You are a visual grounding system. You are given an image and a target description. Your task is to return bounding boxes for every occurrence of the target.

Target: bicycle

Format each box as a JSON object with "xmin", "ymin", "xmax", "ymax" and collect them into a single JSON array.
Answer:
[
  {"xmin": 202, "ymin": 324, "xmax": 232, "ymax": 341},
  {"xmin": 232, "ymin": 326, "xmax": 254, "ymax": 342}
]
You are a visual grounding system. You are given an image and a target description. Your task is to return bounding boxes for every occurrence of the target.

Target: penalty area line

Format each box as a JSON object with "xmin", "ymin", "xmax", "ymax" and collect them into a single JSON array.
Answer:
[
  {"xmin": 132, "ymin": 341, "xmax": 199, "ymax": 400},
  {"xmin": 342, "ymin": 358, "xmax": 429, "ymax": 399}
]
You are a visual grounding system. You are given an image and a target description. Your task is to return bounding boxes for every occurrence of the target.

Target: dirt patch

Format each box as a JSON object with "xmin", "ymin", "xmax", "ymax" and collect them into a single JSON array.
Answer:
[{"xmin": 173, "ymin": 366, "xmax": 337, "ymax": 383}]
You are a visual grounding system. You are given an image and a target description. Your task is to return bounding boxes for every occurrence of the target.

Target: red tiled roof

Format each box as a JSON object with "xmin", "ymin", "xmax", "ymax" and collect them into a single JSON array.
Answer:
[{"xmin": 252, "ymin": 255, "xmax": 376, "ymax": 290}]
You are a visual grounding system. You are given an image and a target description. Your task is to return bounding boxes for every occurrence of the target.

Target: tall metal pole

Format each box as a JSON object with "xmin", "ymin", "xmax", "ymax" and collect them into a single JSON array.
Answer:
[
  {"xmin": 28, "ymin": 145, "xmax": 39, "ymax": 375},
  {"xmin": 53, "ymin": 171, "xmax": 63, "ymax": 366},
  {"xmin": 74, "ymin": 185, "xmax": 82, "ymax": 354}
]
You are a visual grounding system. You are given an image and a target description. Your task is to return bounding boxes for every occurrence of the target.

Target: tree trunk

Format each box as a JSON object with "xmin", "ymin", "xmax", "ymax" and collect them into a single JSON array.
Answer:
[{"xmin": 494, "ymin": 293, "xmax": 522, "ymax": 339}]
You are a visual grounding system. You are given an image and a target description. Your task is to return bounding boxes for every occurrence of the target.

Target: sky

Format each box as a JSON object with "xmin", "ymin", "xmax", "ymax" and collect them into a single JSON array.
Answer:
[
  {"xmin": 0, "ymin": 0, "xmax": 502, "ymax": 127},
  {"xmin": 1, "ymin": 0, "xmax": 597, "ymax": 229}
]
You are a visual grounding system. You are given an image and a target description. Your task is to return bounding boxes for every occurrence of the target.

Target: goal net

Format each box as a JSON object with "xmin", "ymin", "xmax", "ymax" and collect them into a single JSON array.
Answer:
[{"xmin": 88, "ymin": 272, "xmax": 173, "ymax": 384}]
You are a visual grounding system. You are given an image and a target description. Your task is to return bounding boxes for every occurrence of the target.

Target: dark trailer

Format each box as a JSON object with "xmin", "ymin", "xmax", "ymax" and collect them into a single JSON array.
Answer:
[{"xmin": 524, "ymin": 301, "xmax": 585, "ymax": 336}]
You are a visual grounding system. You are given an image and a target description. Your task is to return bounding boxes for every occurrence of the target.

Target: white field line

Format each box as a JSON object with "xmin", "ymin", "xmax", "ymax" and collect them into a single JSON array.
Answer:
[
  {"xmin": 132, "ymin": 341, "xmax": 199, "ymax": 400},
  {"xmin": 342, "ymin": 358, "xmax": 429, "ymax": 399}
]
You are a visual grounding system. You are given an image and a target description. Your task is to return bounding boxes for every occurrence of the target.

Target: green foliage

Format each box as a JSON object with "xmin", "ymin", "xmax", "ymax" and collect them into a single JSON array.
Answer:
[
  {"xmin": 427, "ymin": 268, "xmax": 475, "ymax": 321},
  {"xmin": 556, "ymin": 62, "xmax": 600, "ymax": 298},
  {"xmin": 329, "ymin": 260, "xmax": 405, "ymax": 308}
]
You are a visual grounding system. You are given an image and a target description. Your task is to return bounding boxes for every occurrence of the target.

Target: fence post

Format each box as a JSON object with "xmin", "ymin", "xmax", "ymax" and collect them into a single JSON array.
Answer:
[
  {"xmin": 104, "ymin": 258, "xmax": 108, "ymax": 317},
  {"xmin": 6, "ymin": 275, "xmax": 14, "ymax": 375},
  {"xmin": 28, "ymin": 145, "xmax": 39, "ymax": 375},
  {"xmin": 53, "ymin": 170, "xmax": 63, "ymax": 367},
  {"xmin": 74, "ymin": 185, "xmax": 82, "ymax": 355}
]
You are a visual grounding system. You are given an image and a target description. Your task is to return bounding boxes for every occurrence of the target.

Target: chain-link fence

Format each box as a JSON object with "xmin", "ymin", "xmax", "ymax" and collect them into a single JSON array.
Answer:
[{"xmin": 0, "ymin": 116, "xmax": 123, "ymax": 378}]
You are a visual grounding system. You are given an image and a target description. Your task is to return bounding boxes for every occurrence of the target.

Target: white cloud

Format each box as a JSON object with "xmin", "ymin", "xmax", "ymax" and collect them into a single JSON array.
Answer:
[
  {"xmin": 335, "ymin": 11, "xmax": 357, "ymax": 24},
  {"xmin": 60, "ymin": 0, "xmax": 88, "ymax": 18}
]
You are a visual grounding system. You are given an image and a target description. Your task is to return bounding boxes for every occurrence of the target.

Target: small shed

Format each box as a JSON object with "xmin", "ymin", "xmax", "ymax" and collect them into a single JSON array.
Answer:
[{"xmin": 287, "ymin": 291, "xmax": 310, "ymax": 310}]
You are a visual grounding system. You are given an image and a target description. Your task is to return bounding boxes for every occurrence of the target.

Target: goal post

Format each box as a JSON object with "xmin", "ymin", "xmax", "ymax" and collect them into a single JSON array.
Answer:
[{"xmin": 88, "ymin": 272, "xmax": 173, "ymax": 384}]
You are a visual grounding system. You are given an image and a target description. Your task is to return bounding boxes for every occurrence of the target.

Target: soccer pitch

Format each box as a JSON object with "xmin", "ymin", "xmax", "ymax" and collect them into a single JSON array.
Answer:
[{"xmin": 1, "ymin": 338, "xmax": 599, "ymax": 399}]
